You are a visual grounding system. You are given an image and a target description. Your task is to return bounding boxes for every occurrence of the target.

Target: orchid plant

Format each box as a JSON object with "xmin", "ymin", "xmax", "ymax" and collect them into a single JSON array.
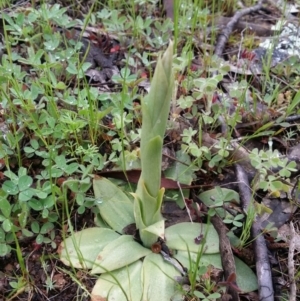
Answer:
[{"xmin": 59, "ymin": 42, "xmax": 258, "ymax": 301}]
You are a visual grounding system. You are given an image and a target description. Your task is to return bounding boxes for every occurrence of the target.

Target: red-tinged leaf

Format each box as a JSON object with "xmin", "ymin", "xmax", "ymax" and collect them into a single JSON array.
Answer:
[
  {"xmin": 227, "ymin": 272, "xmax": 237, "ymax": 283},
  {"xmin": 64, "ymin": 29, "xmax": 76, "ymax": 40},
  {"xmin": 98, "ymin": 170, "xmax": 190, "ymax": 189},
  {"xmin": 218, "ymin": 273, "xmax": 243, "ymax": 293},
  {"xmin": 190, "ymin": 64, "xmax": 198, "ymax": 72},
  {"xmin": 161, "ymin": 177, "xmax": 190, "ymax": 189},
  {"xmin": 88, "ymin": 33, "xmax": 98, "ymax": 41},
  {"xmin": 240, "ymin": 49, "xmax": 256, "ymax": 61},
  {"xmin": 99, "ymin": 170, "xmax": 141, "ymax": 184},
  {"xmin": 141, "ymin": 72, "xmax": 148, "ymax": 79},
  {"xmin": 110, "ymin": 45, "xmax": 120, "ymax": 53}
]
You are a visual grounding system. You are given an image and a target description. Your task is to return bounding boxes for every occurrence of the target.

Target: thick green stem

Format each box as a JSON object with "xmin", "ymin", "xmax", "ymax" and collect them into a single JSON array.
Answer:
[{"xmin": 133, "ymin": 41, "xmax": 174, "ymax": 248}]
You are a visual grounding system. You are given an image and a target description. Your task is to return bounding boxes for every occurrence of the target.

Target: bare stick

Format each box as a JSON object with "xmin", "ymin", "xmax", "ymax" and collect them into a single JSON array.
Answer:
[
  {"xmin": 214, "ymin": 0, "xmax": 264, "ymax": 57},
  {"xmin": 288, "ymin": 222, "xmax": 296, "ymax": 301},
  {"xmin": 251, "ymin": 215, "xmax": 274, "ymax": 301},
  {"xmin": 235, "ymin": 164, "xmax": 274, "ymax": 301},
  {"xmin": 211, "ymin": 215, "xmax": 240, "ymax": 301}
]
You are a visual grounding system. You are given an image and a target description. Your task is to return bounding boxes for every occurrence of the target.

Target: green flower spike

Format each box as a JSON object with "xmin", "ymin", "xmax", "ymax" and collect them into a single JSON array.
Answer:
[{"xmin": 133, "ymin": 41, "xmax": 174, "ymax": 248}]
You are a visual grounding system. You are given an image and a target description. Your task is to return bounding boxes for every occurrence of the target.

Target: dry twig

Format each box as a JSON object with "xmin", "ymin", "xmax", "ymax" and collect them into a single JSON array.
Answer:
[
  {"xmin": 235, "ymin": 164, "xmax": 274, "ymax": 301},
  {"xmin": 214, "ymin": 0, "xmax": 264, "ymax": 57},
  {"xmin": 210, "ymin": 215, "xmax": 240, "ymax": 301}
]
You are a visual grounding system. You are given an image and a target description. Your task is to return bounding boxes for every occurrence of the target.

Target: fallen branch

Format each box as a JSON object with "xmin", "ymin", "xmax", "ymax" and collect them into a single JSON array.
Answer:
[
  {"xmin": 210, "ymin": 215, "xmax": 240, "ymax": 301},
  {"xmin": 214, "ymin": 0, "xmax": 264, "ymax": 57},
  {"xmin": 288, "ymin": 222, "xmax": 296, "ymax": 301},
  {"xmin": 235, "ymin": 164, "xmax": 274, "ymax": 301},
  {"xmin": 214, "ymin": 16, "xmax": 273, "ymax": 37}
]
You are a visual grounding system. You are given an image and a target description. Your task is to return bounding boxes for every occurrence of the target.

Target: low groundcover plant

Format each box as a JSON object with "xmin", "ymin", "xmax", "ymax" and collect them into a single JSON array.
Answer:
[{"xmin": 59, "ymin": 41, "xmax": 257, "ymax": 301}]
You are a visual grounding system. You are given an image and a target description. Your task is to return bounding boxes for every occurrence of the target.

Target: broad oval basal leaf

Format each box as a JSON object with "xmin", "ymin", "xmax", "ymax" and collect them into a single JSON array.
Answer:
[
  {"xmin": 59, "ymin": 227, "xmax": 120, "ymax": 269},
  {"xmin": 92, "ymin": 235, "xmax": 151, "ymax": 274},
  {"xmin": 175, "ymin": 251, "xmax": 258, "ymax": 293},
  {"xmin": 142, "ymin": 253, "xmax": 182, "ymax": 301},
  {"xmin": 91, "ymin": 260, "xmax": 143, "ymax": 301},
  {"xmin": 93, "ymin": 176, "xmax": 135, "ymax": 233},
  {"xmin": 165, "ymin": 222, "xmax": 219, "ymax": 254}
]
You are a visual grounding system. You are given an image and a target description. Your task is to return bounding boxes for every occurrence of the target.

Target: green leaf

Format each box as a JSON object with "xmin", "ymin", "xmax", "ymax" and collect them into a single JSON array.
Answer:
[
  {"xmin": 2, "ymin": 181, "xmax": 19, "ymax": 195},
  {"xmin": 142, "ymin": 253, "xmax": 181, "ymax": 301},
  {"xmin": 279, "ymin": 169, "xmax": 290, "ymax": 178},
  {"xmin": 269, "ymin": 180, "xmax": 283, "ymax": 191},
  {"xmin": 29, "ymin": 199, "xmax": 43, "ymax": 211},
  {"xmin": 165, "ymin": 222, "xmax": 219, "ymax": 254},
  {"xmin": 3, "ymin": 219, "xmax": 12, "ymax": 232},
  {"xmin": 42, "ymin": 208, "xmax": 49, "ymax": 218},
  {"xmin": 24, "ymin": 147, "xmax": 35, "ymax": 154},
  {"xmin": 235, "ymin": 256, "xmax": 258, "ymax": 292},
  {"xmin": 55, "ymin": 155, "xmax": 66, "ymax": 166},
  {"xmin": 286, "ymin": 161, "xmax": 297, "ymax": 170},
  {"xmin": 164, "ymin": 150, "xmax": 195, "ymax": 185},
  {"xmin": 19, "ymin": 189, "xmax": 35, "ymax": 202},
  {"xmin": 233, "ymin": 221, "xmax": 243, "ymax": 227},
  {"xmin": 31, "ymin": 221, "xmax": 40, "ymax": 233},
  {"xmin": 30, "ymin": 139, "xmax": 39, "ymax": 149},
  {"xmin": 64, "ymin": 162, "xmax": 79, "ymax": 175},
  {"xmin": 65, "ymin": 181, "xmax": 79, "ymax": 193},
  {"xmin": 194, "ymin": 291, "xmax": 206, "ymax": 298},
  {"xmin": 43, "ymin": 237, "xmax": 51, "ymax": 244},
  {"xmin": 208, "ymin": 293, "xmax": 221, "ymax": 298},
  {"xmin": 198, "ymin": 188, "xmax": 240, "ymax": 217},
  {"xmin": 0, "ymin": 228, "xmax": 5, "ymax": 242},
  {"xmin": 36, "ymin": 234, "xmax": 44, "ymax": 244},
  {"xmin": 40, "ymin": 222, "xmax": 54, "ymax": 234},
  {"xmin": 43, "ymin": 196, "xmax": 55, "ymax": 208},
  {"xmin": 55, "ymin": 81, "xmax": 66, "ymax": 90},
  {"xmin": 5, "ymin": 170, "xmax": 18, "ymax": 181},
  {"xmin": 18, "ymin": 203, "xmax": 29, "ymax": 228},
  {"xmin": 59, "ymin": 228, "xmax": 120, "ymax": 269},
  {"xmin": 133, "ymin": 184, "xmax": 165, "ymax": 247},
  {"xmin": 287, "ymin": 89, "xmax": 300, "ymax": 116},
  {"xmin": 0, "ymin": 243, "xmax": 9, "ymax": 257},
  {"xmin": 77, "ymin": 206, "xmax": 85, "ymax": 214},
  {"xmin": 0, "ymin": 199, "xmax": 11, "ymax": 218},
  {"xmin": 22, "ymin": 228, "xmax": 33, "ymax": 237},
  {"xmin": 49, "ymin": 167, "xmax": 63, "ymax": 177},
  {"xmin": 94, "ymin": 106, "xmax": 113, "ymax": 121},
  {"xmin": 138, "ymin": 41, "xmax": 174, "ymax": 198},
  {"xmin": 175, "ymin": 252, "xmax": 258, "ymax": 292},
  {"xmin": 94, "ymin": 213, "xmax": 110, "ymax": 228},
  {"xmin": 0, "ymin": 189, "xmax": 8, "ymax": 201},
  {"xmin": 92, "ymin": 261, "xmax": 143, "ymax": 301},
  {"xmin": 93, "ymin": 177, "xmax": 134, "ymax": 233},
  {"xmin": 91, "ymin": 235, "xmax": 151, "ymax": 274},
  {"xmin": 66, "ymin": 62, "xmax": 78, "ymax": 74},
  {"xmin": 199, "ymin": 187, "xmax": 240, "ymax": 206},
  {"xmin": 142, "ymin": 219, "xmax": 165, "ymax": 238},
  {"xmin": 139, "ymin": 135, "xmax": 163, "ymax": 198}
]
